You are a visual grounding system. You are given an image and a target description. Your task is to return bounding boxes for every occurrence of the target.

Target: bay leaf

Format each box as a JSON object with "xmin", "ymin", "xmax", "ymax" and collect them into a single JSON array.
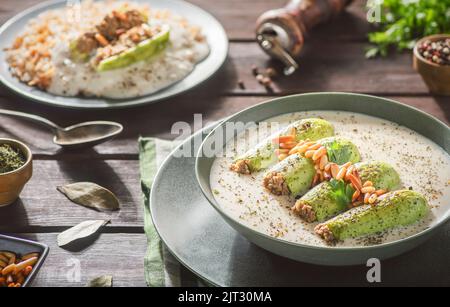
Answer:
[
  {"xmin": 57, "ymin": 220, "xmax": 109, "ymax": 247},
  {"xmin": 57, "ymin": 182, "xmax": 120, "ymax": 211},
  {"xmin": 87, "ymin": 275, "xmax": 113, "ymax": 287}
]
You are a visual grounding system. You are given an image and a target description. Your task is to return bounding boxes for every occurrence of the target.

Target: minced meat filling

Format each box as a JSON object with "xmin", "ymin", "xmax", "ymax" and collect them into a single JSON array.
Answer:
[
  {"xmin": 75, "ymin": 9, "xmax": 147, "ymax": 55},
  {"xmin": 94, "ymin": 23, "xmax": 157, "ymax": 63},
  {"xmin": 263, "ymin": 172, "xmax": 290, "ymax": 195},
  {"xmin": 96, "ymin": 9, "xmax": 146, "ymax": 41},
  {"xmin": 314, "ymin": 224, "xmax": 335, "ymax": 244},
  {"xmin": 76, "ymin": 32, "xmax": 98, "ymax": 54},
  {"xmin": 292, "ymin": 203, "xmax": 317, "ymax": 222},
  {"xmin": 230, "ymin": 160, "xmax": 251, "ymax": 174}
]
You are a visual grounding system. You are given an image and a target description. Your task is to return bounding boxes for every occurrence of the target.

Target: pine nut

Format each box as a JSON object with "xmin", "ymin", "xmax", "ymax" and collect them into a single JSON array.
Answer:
[
  {"xmin": 375, "ymin": 189, "xmax": 386, "ymax": 196},
  {"xmin": 1, "ymin": 264, "xmax": 16, "ymax": 276},
  {"xmin": 336, "ymin": 167, "xmax": 347, "ymax": 180},
  {"xmin": 305, "ymin": 150, "xmax": 315, "ymax": 158},
  {"xmin": 14, "ymin": 257, "xmax": 38, "ymax": 275},
  {"xmin": 324, "ymin": 163, "xmax": 332, "ymax": 172},
  {"xmin": 368, "ymin": 193, "xmax": 378, "ymax": 204},
  {"xmin": 361, "ymin": 186, "xmax": 376, "ymax": 194},
  {"xmin": 364, "ymin": 193, "xmax": 370, "ymax": 204},
  {"xmin": 352, "ymin": 189, "xmax": 360, "ymax": 202},
  {"xmin": 295, "ymin": 144, "xmax": 310, "ymax": 154},
  {"xmin": 345, "ymin": 165, "xmax": 355, "ymax": 180},
  {"xmin": 330, "ymin": 163, "xmax": 339, "ymax": 178},
  {"xmin": 348, "ymin": 174, "xmax": 362, "ymax": 191},
  {"xmin": 312, "ymin": 146, "xmax": 326, "ymax": 161},
  {"xmin": 342, "ymin": 162, "xmax": 352, "ymax": 168},
  {"xmin": 307, "ymin": 143, "xmax": 321, "ymax": 151},
  {"xmin": 319, "ymin": 154, "xmax": 328, "ymax": 170},
  {"xmin": 21, "ymin": 253, "xmax": 39, "ymax": 261},
  {"xmin": 363, "ymin": 181, "xmax": 373, "ymax": 187}
]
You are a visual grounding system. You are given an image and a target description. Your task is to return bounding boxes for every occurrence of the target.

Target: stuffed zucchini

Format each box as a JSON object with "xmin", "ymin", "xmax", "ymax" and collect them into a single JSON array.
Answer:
[
  {"xmin": 69, "ymin": 8, "xmax": 170, "ymax": 72},
  {"xmin": 293, "ymin": 161, "xmax": 401, "ymax": 222},
  {"xmin": 230, "ymin": 118, "xmax": 334, "ymax": 174},
  {"xmin": 315, "ymin": 190, "xmax": 429, "ymax": 244},
  {"xmin": 263, "ymin": 137, "xmax": 361, "ymax": 197}
]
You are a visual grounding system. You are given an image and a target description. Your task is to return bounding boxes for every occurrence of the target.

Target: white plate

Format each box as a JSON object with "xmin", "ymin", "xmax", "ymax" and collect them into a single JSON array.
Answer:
[{"xmin": 0, "ymin": 0, "xmax": 228, "ymax": 109}]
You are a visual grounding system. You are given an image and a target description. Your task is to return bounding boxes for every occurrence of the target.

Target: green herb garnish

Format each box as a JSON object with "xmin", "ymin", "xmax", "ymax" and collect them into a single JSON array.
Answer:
[
  {"xmin": 0, "ymin": 144, "xmax": 26, "ymax": 174},
  {"xmin": 329, "ymin": 179, "xmax": 355, "ymax": 207},
  {"xmin": 326, "ymin": 141, "xmax": 350, "ymax": 165},
  {"xmin": 366, "ymin": 0, "xmax": 450, "ymax": 58}
]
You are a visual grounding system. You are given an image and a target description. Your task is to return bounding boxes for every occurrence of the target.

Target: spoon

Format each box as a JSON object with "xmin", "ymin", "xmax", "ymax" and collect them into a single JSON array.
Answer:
[{"xmin": 0, "ymin": 109, "xmax": 123, "ymax": 149}]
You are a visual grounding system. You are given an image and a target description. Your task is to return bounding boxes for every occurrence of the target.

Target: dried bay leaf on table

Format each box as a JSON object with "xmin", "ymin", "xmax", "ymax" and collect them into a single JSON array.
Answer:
[
  {"xmin": 87, "ymin": 275, "xmax": 113, "ymax": 287},
  {"xmin": 57, "ymin": 220, "xmax": 110, "ymax": 247},
  {"xmin": 57, "ymin": 182, "xmax": 120, "ymax": 211}
]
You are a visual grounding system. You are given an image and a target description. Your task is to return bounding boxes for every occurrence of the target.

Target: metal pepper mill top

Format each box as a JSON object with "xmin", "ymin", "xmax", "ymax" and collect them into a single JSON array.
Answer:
[{"xmin": 256, "ymin": 0, "xmax": 353, "ymax": 75}]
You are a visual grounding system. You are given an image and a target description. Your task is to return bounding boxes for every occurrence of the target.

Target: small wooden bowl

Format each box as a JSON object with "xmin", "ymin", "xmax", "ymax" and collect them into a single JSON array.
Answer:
[
  {"xmin": 0, "ymin": 139, "xmax": 33, "ymax": 207},
  {"xmin": 413, "ymin": 34, "xmax": 450, "ymax": 96}
]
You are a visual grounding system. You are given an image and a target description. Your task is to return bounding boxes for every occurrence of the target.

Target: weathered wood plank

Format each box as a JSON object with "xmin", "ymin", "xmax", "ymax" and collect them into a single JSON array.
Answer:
[
  {"xmin": 0, "ymin": 0, "xmax": 369, "ymax": 41},
  {"xmin": 0, "ymin": 95, "xmax": 448, "ymax": 156},
  {"xmin": 0, "ymin": 160, "xmax": 144, "ymax": 230},
  {"xmin": 221, "ymin": 42, "xmax": 429, "ymax": 95},
  {"xmin": 9, "ymin": 233, "xmax": 147, "ymax": 287}
]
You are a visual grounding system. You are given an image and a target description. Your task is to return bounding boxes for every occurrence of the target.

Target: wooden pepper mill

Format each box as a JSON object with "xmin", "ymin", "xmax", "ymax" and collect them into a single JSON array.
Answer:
[{"xmin": 256, "ymin": 0, "xmax": 353, "ymax": 75}]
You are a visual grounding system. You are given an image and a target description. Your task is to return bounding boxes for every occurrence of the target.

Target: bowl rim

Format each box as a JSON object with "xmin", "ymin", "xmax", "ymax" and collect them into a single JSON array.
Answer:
[
  {"xmin": 0, "ymin": 138, "xmax": 33, "ymax": 176},
  {"xmin": 413, "ymin": 34, "xmax": 450, "ymax": 69},
  {"xmin": 195, "ymin": 92, "xmax": 450, "ymax": 252}
]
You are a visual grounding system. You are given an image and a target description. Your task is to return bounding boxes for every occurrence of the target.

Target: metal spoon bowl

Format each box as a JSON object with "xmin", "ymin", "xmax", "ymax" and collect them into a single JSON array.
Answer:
[{"xmin": 0, "ymin": 109, "xmax": 123, "ymax": 149}]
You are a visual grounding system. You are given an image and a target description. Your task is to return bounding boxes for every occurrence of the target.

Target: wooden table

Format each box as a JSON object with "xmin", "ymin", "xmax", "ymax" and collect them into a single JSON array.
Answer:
[{"xmin": 0, "ymin": 0, "xmax": 449, "ymax": 287}]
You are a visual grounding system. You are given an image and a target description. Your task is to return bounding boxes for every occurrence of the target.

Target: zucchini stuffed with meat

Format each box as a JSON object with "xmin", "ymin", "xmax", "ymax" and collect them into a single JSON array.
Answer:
[
  {"xmin": 263, "ymin": 137, "xmax": 361, "ymax": 197},
  {"xmin": 314, "ymin": 190, "xmax": 429, "ymax": 244},
  {"xmin": 230, "ymin": 118, "xmax": 334, "ymax": 174},
  {"xmin": 69, "ymin": 8, "xmax": 169, "ymax": 71},
  {"xmin": 95, "ymin": 26, "xmax": 169, "ymax": 71},
  {"xmin": 293, "ymin": 161, "xmax": 401, "ymax": 222}
]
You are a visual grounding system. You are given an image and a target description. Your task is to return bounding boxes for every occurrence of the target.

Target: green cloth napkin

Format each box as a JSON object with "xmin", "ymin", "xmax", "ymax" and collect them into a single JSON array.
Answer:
[{"xmin": 139, "ymin": 137, "xmax": 201, "ymax": 287}]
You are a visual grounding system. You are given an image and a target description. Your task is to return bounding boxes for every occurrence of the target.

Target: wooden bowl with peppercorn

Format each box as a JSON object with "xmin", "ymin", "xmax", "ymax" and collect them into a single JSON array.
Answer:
[
  {"xmin": 0, "ymin": 139, "xmax": 32, "ymax": 207},
  {"xmin": 413, "ymin": 34, "xmax": 450, "ymax": 96}
]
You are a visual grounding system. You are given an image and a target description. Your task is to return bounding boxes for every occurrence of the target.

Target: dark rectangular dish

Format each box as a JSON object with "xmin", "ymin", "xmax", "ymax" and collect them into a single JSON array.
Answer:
[{"xmin": 0, "ymin": 234, "xmax": 49, "ymax": 287}]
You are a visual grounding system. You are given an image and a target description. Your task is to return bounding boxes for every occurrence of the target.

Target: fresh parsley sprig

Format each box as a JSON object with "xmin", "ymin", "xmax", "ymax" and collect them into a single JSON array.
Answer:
[
  {"xmin": 366, "ymin": 0, "xmax": 450, "ymax": 58},
  {"xmin": 329, "ymin": 179, "xmax": 355, "ymax": 207}
]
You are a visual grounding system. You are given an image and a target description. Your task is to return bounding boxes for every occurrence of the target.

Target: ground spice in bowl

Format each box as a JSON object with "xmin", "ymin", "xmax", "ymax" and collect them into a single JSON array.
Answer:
[{"xmin": 0, "ymin": 144, "xmax": 26, "ymax": 174}]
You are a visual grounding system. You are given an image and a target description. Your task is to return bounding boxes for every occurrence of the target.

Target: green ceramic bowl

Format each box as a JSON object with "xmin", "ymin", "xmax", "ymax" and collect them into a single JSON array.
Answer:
[{"xmin": 195, "ymin": 92, "xmax": 450, "ymax": 266}]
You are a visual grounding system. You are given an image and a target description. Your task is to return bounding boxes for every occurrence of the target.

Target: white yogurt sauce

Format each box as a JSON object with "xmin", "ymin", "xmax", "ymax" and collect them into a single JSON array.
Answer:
[
  {"xmin": 210, "ymin": 111, "xmax": 450, "ymax": 247},
  {"xmin": 47, "ymin": 14, "xmax": 209, "ymax": 98}
]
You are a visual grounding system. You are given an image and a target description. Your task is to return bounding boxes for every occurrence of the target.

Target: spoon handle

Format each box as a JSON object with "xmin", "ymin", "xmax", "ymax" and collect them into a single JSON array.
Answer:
[{"xmin": 0, "ymin": 109, "xmax": 61, "ymax": 132}]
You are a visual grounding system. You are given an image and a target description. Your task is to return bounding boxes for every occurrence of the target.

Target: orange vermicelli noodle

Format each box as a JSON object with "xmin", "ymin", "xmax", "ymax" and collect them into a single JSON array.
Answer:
[{"xmin": 272, "ymin": 134, "xmax": 387, "ymax": 207}]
